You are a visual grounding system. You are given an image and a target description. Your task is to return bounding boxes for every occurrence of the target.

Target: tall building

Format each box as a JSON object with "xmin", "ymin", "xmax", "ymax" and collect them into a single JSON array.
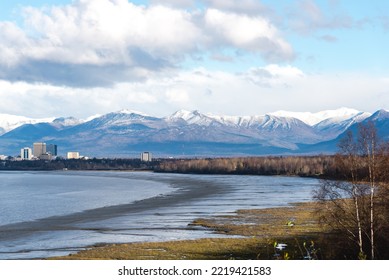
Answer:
[
  {"xmin": 141, "ymin": 152, "xmax": 152, "ymax": 162},
  {"xmin": 67, "ymin": 152, "xmax": 80, "ymax": 159},
  {"xmin": 33, "ymin": 142, "xmax": 46, "ymax": 158},
  {"xmin": 46, "ymin": 144, "xmax": 58, "ymax": 156},
  {"xmin": 21, "ymin": 147, "xmax": 33, "ymax": 160}
]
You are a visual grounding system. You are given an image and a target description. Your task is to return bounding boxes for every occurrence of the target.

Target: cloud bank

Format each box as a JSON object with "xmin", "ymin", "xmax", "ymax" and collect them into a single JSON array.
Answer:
[
  {"xmin": 0, "ymin": 0, "xmax": 388, "ymax": 119},
  {"xmin": 0, "ymin": 0, "xmax": 293, "ymax": 87}
]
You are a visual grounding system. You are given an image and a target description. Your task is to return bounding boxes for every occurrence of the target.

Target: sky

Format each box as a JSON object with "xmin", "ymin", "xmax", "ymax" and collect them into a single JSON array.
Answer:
[{"xmin": 0, "ymin": 0, "xmax": 389, "ymax": 119}]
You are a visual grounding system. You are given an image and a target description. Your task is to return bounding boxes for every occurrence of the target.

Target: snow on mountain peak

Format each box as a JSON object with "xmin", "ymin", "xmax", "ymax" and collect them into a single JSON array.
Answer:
[
  {"xmin": 116, "ymin": 109, "xmax": 150, "ymax": 116},
  {"xmin": 270, "ymin": 107, "xmax": 367, "ymax": 126},
  {"xmin": 53, "ymin": 117, "xmax": 83, "ymax": 127},
  {"xmin": 0, "ymin": 113, "xmax": 55, "ymax": 135},
  {"xmin": 170, "ymin": 109, "xmax": 198, "ymax": 120},
  {"xmin": 168, "ymin": 110, "xmax": 212, "ymax": 124}
]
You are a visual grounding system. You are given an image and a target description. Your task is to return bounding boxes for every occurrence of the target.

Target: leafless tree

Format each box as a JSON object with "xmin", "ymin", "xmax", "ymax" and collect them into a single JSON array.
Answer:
[
  {"xmin": 337, "ymin": 130, "xmax": 366, "ymax": 257},
  {"xmin": 315, "ymin": 122, "xmax": 383, "ymax": 259},
  {"xmin": 358, "ymin": 121, "xmax": 379, "ymax": 259}
]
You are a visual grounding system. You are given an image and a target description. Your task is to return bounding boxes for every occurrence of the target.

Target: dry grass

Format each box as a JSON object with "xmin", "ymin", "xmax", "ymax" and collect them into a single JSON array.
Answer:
[{"xmin": 190, "ymin": 202, "xmax": 325, "ymax": 238}]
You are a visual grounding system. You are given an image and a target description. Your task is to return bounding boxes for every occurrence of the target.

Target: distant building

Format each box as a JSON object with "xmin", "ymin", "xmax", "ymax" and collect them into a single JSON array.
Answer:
[
  {"xmin": 46, "ymin": 144, "xmax": 58, "ymax": 156},
  {"xmin": 33, "ymin": 142, "xmax": 46, "ymax": 158},
  {"xmin": 141, "ymin": 152, "xmax": 152, "ymax": 162},
  {"xmin": 20, "ymin": 147, "xmax": 33, "ymax": 160},
  {"xmin": 67, "ymin": 152, "xmax": 80, "ymax": 159},
  {"xmin": 39, "ymin": 153, "xmax": 53, "ymax": 160}
]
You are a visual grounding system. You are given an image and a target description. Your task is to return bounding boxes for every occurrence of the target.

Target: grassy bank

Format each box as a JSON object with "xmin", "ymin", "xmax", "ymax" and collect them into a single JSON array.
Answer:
[{"xmin": 50, "ymin": 202, "xmax": 354, "ymax": 260}]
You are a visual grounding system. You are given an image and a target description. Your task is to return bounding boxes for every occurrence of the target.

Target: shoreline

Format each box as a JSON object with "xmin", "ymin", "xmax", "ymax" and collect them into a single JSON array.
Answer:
[
  {"xmin": 50, "ymin": 201, "xmax": 332, "ymax": 260},
  {"xmin": 1, "ymin": 172, "xmax": 324, "ymax": 260},
  {"xmin": 0, "ymin": 173, "xmax": 225, "ymax": 242}
]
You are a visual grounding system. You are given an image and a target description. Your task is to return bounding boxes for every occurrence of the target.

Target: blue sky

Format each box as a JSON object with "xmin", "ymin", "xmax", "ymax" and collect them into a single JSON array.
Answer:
[{"xmin": 0, "ymin": 0, "xmax": 388, "ymax": 118}]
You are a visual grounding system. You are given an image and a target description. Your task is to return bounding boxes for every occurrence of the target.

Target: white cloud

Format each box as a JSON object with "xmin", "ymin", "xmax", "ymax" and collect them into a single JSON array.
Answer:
[
  {"xmin": 21, "ymin": 1, "xmax": 201, "ymax": 64},
  {"xmin": 204, "ymin": 9, "xmax": 294, "ymax": 62},
  {"xmin": 150, "ymin": 0, "xmax": 196, "ymax": 9},
  {"xmin": 0, "ymin": 0, "xmax": 294, "ymax": 86},
  {"xmin": 242, "ymin": 64, "xmax": 304, "ymax": 87},
  {"xmin": 203, "ymin": 0, "xmax": 269, "ymax": 15},
  {"xmin": 165, "ymin": 88, "xmax": 190, "ymax": 105},
  {"xmin": 267, "ymin": 64, "xmax": 304, "ymax": 77},
  {"xmin": 3, "ymin": 66, "xmax": 388, "ymax": 119},
  {"xmin": 0, "ymin": 1, "xmax": 203, "ymax": 86},
  {"xmin": 1, "ymin": 1, "xmax": 386, "ymax": 120},
  {"xmin": 0, "ymin": 22, "xmax": 29, "ymax": 67}
]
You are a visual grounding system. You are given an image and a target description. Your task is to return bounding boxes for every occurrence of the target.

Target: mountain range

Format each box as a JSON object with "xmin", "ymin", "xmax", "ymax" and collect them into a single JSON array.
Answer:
[{"xmin": 0, "ymin": 108, "xmax": 388, "ymax": 157}]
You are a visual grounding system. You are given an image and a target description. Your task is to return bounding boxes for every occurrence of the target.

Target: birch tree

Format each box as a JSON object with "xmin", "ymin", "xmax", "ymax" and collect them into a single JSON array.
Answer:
[
  {"xmin": 338, "ymin": 130, "xmax": 365, "ymax": 258},
  {"xmin": 314, "ymin": 122, "xmax": 380, "ymax": 259},
  {"xmin": 358, "ymin": 121, "xmax": 379, "ymax": 259}
]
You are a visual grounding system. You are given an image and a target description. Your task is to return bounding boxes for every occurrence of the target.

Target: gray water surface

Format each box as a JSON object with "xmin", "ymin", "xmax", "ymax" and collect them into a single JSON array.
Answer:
[{"xmin": 0, "ymin": 171, "xmax": 320, "ymax": 259}]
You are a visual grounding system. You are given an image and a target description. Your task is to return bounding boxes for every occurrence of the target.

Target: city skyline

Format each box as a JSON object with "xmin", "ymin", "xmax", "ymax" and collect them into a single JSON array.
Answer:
[{"xmin": 0, "ymin": 1, "xmax": 388, "ymax": 119}]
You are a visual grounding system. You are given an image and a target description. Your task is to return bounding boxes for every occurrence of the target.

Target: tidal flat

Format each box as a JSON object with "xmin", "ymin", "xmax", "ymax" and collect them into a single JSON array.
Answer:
[
  {"xmin": 52, "ymin": 201, "xmax": 344, "ymax": 260},
  {"xmin": 0, "ymin": 171, "xmax": 323, "ymax": 259}
]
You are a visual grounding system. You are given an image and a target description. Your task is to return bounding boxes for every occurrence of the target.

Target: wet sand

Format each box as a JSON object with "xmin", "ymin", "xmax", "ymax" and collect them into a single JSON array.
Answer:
[
  {"xmin": 0, "ymin": 176, "xmax": 225, "ymax": 242},
  {"xmin": 51, "ymin": 201, "xmax": 327, "ymax": 260}
]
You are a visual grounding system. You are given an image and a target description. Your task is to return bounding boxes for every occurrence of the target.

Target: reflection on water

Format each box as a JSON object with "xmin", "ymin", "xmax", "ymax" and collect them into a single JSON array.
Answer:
[{"xmin": 0, "ymin": 171, "xmax": 320, "ymax": 259}]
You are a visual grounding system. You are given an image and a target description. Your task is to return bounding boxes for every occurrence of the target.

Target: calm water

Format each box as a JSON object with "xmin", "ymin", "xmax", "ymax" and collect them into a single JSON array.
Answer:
[{"xmin": 0, "ymin": 171, "xmax": 320, "ymax": 259}]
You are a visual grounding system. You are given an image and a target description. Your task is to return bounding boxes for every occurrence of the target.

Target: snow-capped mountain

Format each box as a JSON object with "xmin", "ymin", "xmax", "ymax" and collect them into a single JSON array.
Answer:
[
  {"xmin": 168, "ymin": 110, "xmax": 220, "ymax": 126},
  {"xmin": 0, "ymin": 114, "xmax": 56, "ymax": 136},
  {"xmin": 270, "ymin": 107, "xmax": 370, "ymax": 126},
  {"xmin": 52, "ymin": 117, "xmax": 84, "ymax": 128},
  {"xmin": 0, "ymin": 108, "xmax": 387, "ymax": 157}
]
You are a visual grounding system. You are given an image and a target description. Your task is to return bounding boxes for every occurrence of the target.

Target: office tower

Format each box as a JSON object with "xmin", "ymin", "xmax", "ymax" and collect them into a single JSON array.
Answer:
[
  {"xmin": 46, "ymin": 144, "xmax": 58, "ymax": 156},
  {"xmin": 33, "ymin": 142, "xmax": 46, "ymax": 158}
]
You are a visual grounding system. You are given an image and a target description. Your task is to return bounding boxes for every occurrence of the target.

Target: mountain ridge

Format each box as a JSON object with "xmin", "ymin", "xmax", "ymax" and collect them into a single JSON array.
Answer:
[
  {"xmin": 0, "ymin": 108, "xmax": 387, "ymax": 157},
  {"xmin": 0, "ymin": 107, "xmax": 373, "ymax": 133}
]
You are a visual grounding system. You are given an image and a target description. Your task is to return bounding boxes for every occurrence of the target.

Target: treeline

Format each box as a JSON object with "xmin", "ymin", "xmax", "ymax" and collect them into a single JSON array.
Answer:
[
  {"xmin": 0, "ymin": 155, "xmax": 342, "ymax": 178},
  {"xmin": 155, "ymin": 152, "xmax": 389, "ymax": 181},
  {"xmin": 155, "ymin": 155, "xmax": 341, "ymax": 179},
  {"xmin": 3, "ymin": 154, "xmax": 388, "ymax": 181},
  {"xmin": 0, "ymin": 158, "xmax": 156, "ymax": 171}
]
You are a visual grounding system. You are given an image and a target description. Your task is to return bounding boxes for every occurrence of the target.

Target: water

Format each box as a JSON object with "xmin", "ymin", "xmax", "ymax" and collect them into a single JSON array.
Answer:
[{"xmin": 0, "ymin": 171, "xmax": 320, "ymax": 259}]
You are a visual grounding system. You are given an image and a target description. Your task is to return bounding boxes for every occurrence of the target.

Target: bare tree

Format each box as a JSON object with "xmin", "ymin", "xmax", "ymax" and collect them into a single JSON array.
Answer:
[
  {"xmin": 337, "ymin": 130, "xmax": 365, "ymax": 258},
  {"xmin": 358, "ymin": 121, "xmax": 379, "ymax": 259},
  {"xmin": 314, "ymin": 122, "xmax": 381, "ymax": 259}
]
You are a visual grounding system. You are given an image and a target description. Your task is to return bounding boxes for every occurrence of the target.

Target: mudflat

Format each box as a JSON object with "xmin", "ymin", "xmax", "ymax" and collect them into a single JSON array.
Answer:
[
  {"xmin": 0, "ymin": 175, "xmax": 225, "ymax": 242},
  {"xmin": 51, "ymin": 201, "xmax": 332, "ymax": 260}
]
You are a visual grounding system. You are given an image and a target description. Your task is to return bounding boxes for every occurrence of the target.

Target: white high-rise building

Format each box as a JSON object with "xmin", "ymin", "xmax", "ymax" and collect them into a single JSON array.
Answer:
[
  {"xmin": 21, "ymin": 147, "xmax": 33, "ymax": 160},
  {"xmin": 141, "ymin": 152, "xmax": 152, "ymax": 162}
]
